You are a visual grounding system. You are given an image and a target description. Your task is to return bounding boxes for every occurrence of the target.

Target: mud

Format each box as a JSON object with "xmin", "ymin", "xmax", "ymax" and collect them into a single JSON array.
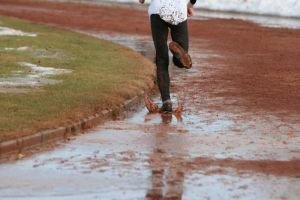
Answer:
[{"xmin": 0, "ymin": 0, "xmax": 299, "ymax": 199}]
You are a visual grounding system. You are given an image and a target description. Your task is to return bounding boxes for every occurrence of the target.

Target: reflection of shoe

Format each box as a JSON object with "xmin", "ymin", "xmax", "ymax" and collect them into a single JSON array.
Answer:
[
  {"xmin": 169, "ymin": 41, "xmax": 192, "ymax": 69},
  {"xmin": 139, "ymin": 0, "xmax": 145, "ymax": 4},
  {"xmin": 160, "ymin": 100, "xmax": 172, "ymax": 114},
  {"xmin": 161, "ymin": 113, "xmax": 172, "ymax": 124}
]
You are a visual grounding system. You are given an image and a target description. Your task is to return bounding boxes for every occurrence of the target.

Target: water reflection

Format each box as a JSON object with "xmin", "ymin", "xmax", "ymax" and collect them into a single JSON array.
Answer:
[
  {"xmin": 0, "ymin": 30, "xmax": 300, "ymax": 199},
  {"xmin": 146, "ymin": 131, "xmax": 186, "ymax": 200}
]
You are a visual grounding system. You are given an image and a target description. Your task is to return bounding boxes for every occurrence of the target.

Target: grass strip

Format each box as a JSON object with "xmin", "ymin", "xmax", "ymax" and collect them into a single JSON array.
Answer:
[{"xmin": 0, "ymin": 16, "xmax": 154, "ymax": 142}]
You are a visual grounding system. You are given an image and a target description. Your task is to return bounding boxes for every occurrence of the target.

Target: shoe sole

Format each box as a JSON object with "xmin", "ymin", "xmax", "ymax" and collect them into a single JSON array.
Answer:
[{"xmin": 169, "ymin": 42, "xmax": 192, "ymax": 69}]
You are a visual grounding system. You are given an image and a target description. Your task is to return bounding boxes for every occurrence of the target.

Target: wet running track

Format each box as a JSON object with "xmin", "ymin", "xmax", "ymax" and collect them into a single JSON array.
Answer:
[{"xmin": 0, "ymin": 33, "xmax": 299, "ymax": 200}]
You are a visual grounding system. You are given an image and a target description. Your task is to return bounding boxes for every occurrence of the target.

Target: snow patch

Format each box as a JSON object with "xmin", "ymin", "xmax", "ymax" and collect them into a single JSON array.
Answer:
[
  {"xmin": 4, "ymin": 46, "xmax": 29, "ymax": 51},
  {"xmin": 197, "ymin": 0, "xmax": 300, "ymax": 18},
  {"xmin": 0, "ymin": 26, "xmax": 37, "ymax": 37},
  {"xmin": 18, "ymin": 62, "xmax": 72, "ymax": 76},
  {"xmin": 0, "ymin": 62, "xmax": 72, "ymax": 92}
]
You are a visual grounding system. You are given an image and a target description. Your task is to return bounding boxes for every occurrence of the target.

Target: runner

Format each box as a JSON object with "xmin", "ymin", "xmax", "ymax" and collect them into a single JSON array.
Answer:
[{"xmin": 140, "ymin": 0, "xmax": 197, "ymax": 113}]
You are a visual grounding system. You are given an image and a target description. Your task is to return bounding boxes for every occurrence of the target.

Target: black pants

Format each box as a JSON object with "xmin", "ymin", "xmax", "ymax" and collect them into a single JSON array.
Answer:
[{"xmin": 150, "ymin": 14, "xmax": 189, "ymax": 102}]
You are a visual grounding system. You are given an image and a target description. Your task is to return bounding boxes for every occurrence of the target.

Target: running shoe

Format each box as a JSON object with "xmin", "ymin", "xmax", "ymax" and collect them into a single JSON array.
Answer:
[
  {"xmin": 169, "ymin": 41, "xmax": 192, "ymax": 69},
  {"xmin": 160, "ymin": 100, "xmax": 172, "ymax": 114}
]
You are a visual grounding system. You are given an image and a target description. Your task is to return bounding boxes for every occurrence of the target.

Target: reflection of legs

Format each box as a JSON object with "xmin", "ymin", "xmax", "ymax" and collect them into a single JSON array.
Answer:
[
  {"xmin": 145, "ymin": 149, "xmax": 165, "ymax": 200},
  {"xmin": 170, "ymin": 21, "xmax": 189, "ymax": 68},
  {"xmin": 165, "ymin": 161, "xmax": 185, "ymax": 200},
  {"xmin": 151, "ymin": 14, "xmax": 170, "ymax": 102},
  {"xmin": 146, "ymin": 165, "xmax": 185, "ymax": 200},
  {"xmin": 146, "ymin": 156, "xmax": 185, "ymax": 200},
  {"xmin": 146, "ymin": 131, "xmax": 186, "ymax": 200}
]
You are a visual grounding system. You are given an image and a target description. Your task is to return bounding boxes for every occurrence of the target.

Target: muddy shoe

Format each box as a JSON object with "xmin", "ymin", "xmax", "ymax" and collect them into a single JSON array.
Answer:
[
  {"xmin": 160, "ymin": 100, "xmax": 172, "ymax": 114},
  {"xmin": 169, "ymin": 41, "xmax": 192, "ymax": 69}
]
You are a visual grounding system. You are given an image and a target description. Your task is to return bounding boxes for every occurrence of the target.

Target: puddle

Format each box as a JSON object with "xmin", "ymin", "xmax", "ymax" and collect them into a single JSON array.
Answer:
[
  {"xmin": 0, "ymin": 26, "xmax": 37, "ymax": 37},
  {"xmin": 182, "ymin": 173, "xmax": 300, "ymax": 200},
  {"xmin": 0, "ymin": 62, "xmax": 72, "ymax": 92},
  {"xmin": 0, "ymin": 32, "xmax": 299, "ymax": 199},
  {"xmin": 84, "ymin": 31, "xmax": 155, "ymax": 59}
]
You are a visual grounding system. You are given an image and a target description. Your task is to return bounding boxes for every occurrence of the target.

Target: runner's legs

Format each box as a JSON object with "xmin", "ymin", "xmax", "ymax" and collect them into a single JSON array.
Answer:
[
  {"xmin": 150, "ymin": 14, "xmax": 170, "ymax": 102},
  {"xmin": 170, "ymin": 20, "xmax": 189, "ymax": 68}
]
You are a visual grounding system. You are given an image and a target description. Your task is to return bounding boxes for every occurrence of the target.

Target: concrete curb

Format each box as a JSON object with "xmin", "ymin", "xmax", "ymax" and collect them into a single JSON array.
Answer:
[{"xmin": 0, "ymin": 86, "xmax": 154, "ymax": 160}]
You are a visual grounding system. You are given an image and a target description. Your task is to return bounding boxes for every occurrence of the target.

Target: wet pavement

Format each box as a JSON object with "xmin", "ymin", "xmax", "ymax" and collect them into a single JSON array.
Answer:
[{"xmin": 0, "ymin": 33, "xmax": 300, "ymax": 200}]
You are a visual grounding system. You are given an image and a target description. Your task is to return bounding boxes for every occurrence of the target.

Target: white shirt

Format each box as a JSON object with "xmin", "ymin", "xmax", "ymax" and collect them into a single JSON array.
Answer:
[{"xmin": 148, "ymin": 0, "xmax": 188, "ymax": 25}]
